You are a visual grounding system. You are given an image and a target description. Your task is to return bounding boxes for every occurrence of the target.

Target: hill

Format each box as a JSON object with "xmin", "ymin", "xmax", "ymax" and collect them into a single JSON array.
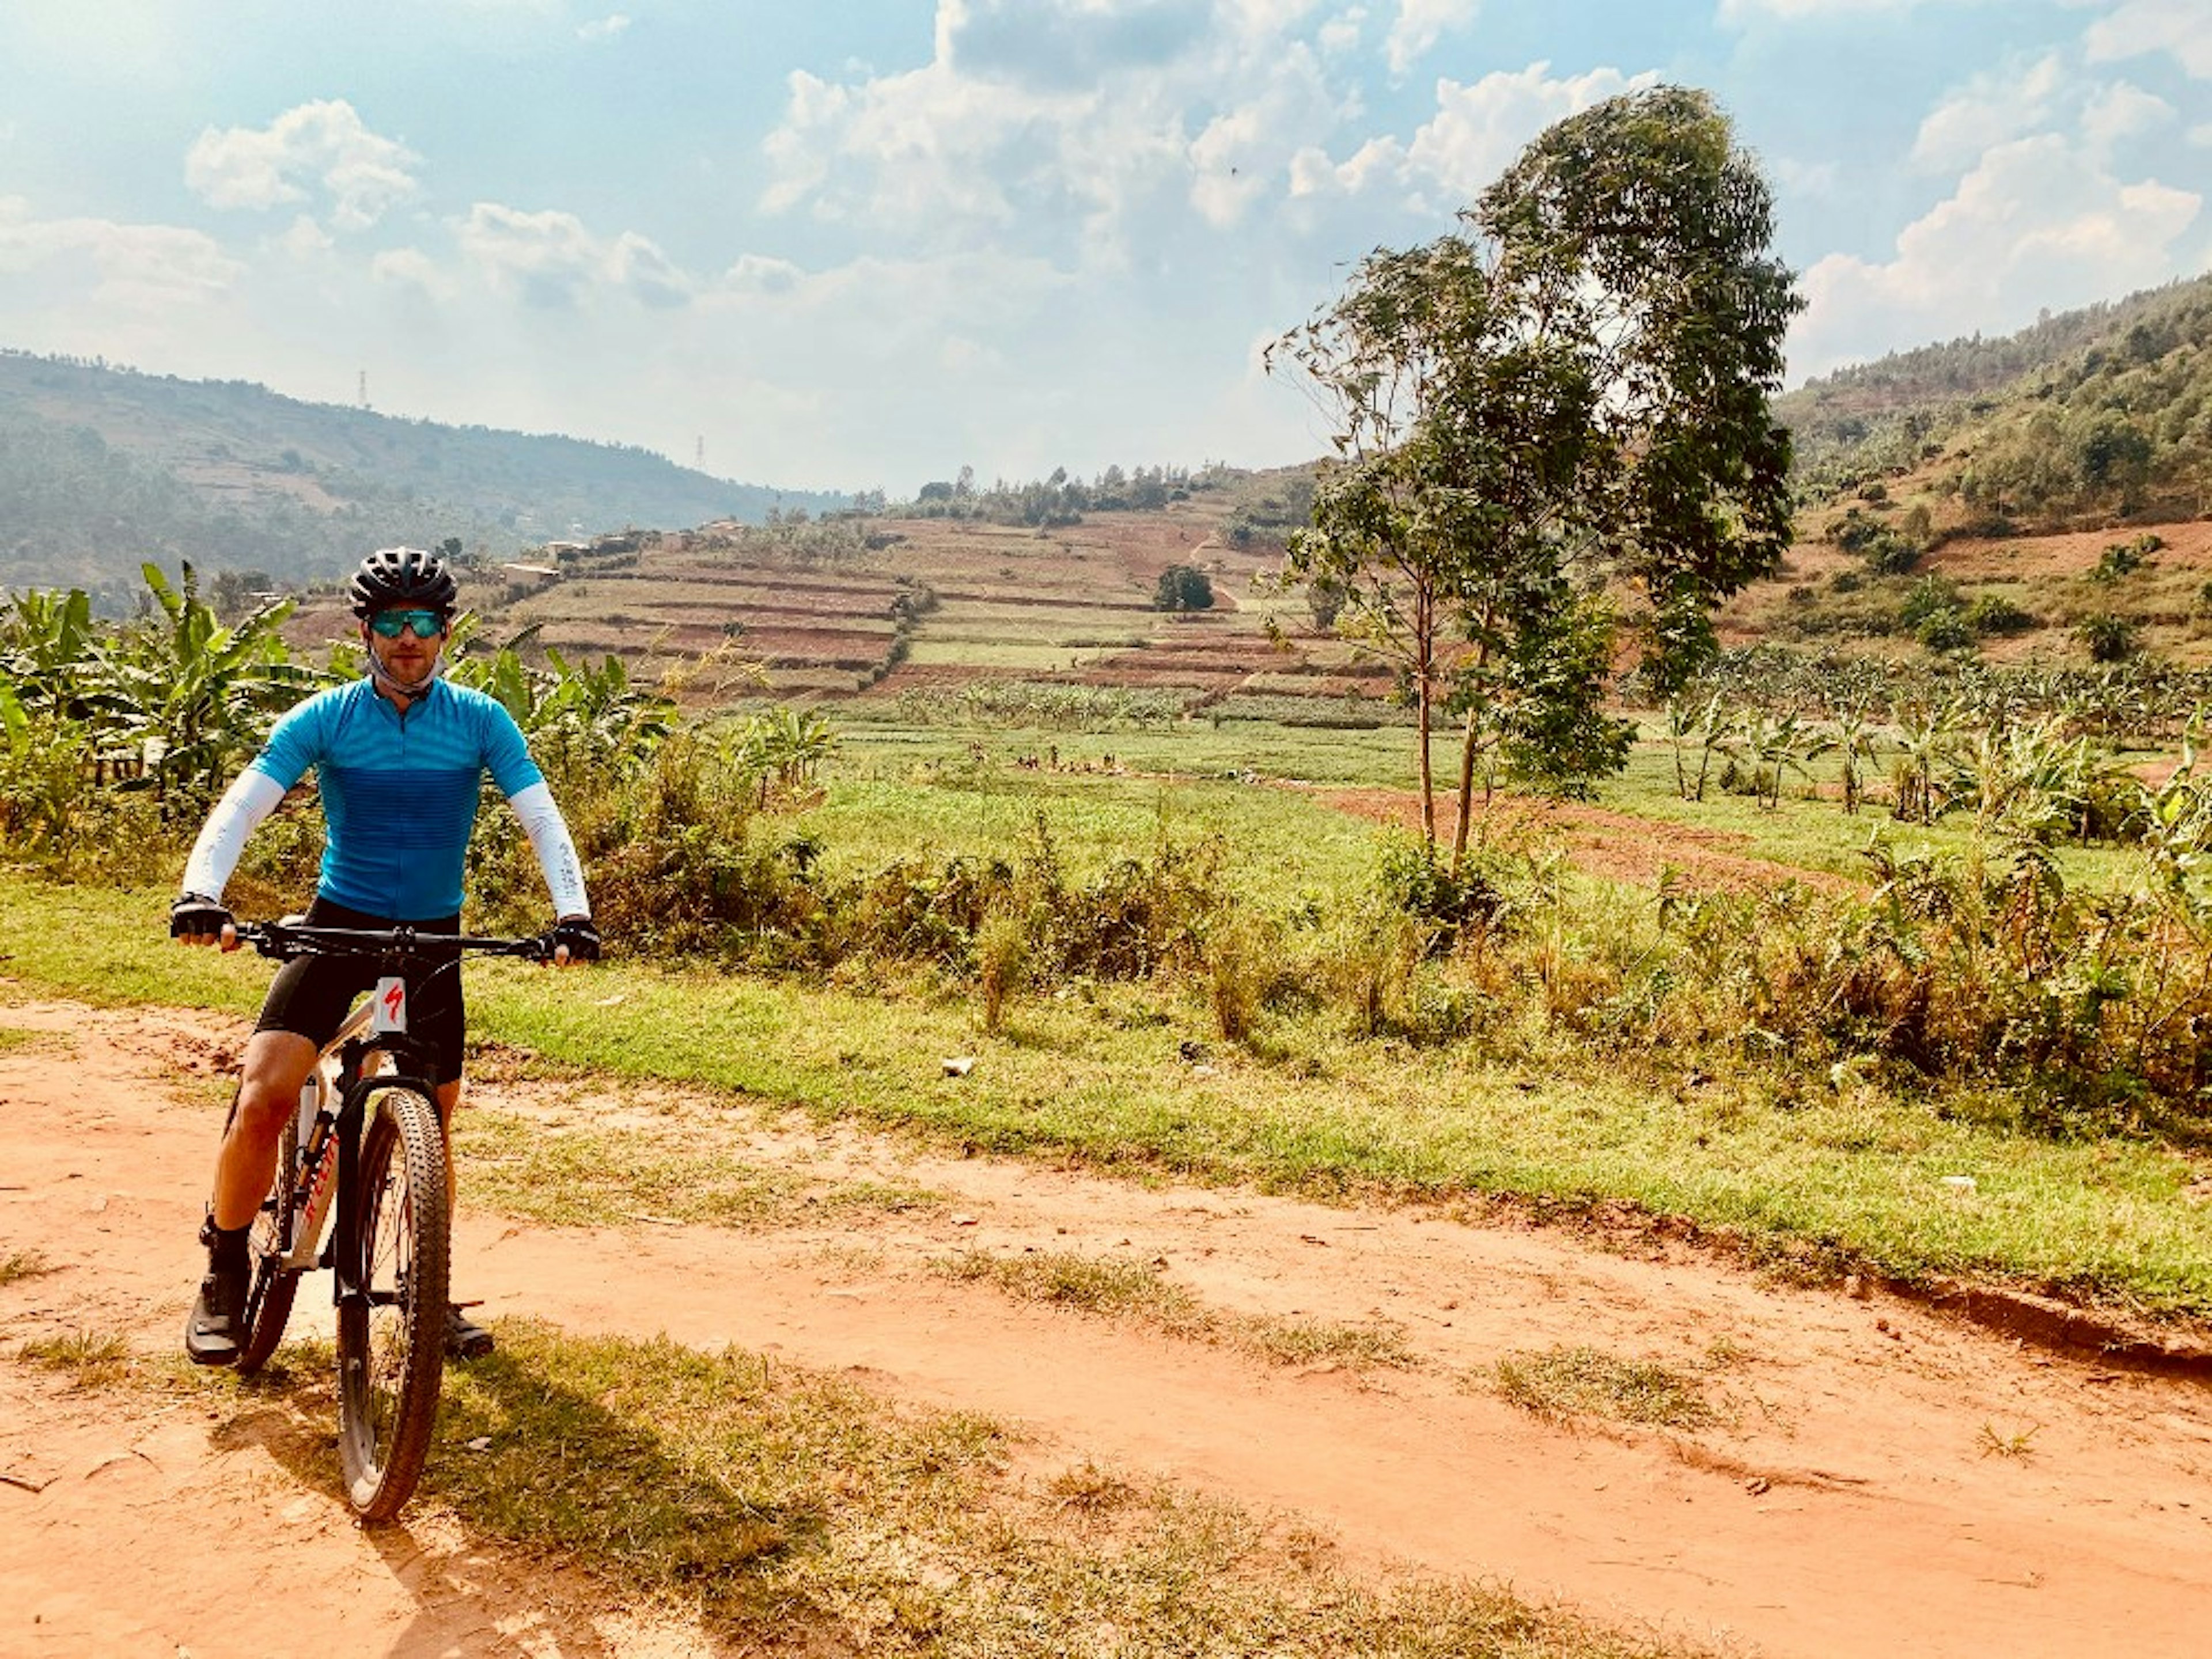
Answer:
[
  {"xmin": 1741, "ymin": 273, "xmax": 2212, "ymax": 670},
  {"xmin": 1775, "ymin": 271, "xmax": 2212, "ymax": 527},
  {"xmin": 0, "ymin": 350, "xmax": 846, "ymax": 601}
]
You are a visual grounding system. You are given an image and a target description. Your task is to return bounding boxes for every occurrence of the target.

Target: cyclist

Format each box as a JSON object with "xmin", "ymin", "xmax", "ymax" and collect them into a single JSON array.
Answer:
[{"xmin": 169, "ymin": 546, "xmax": 600, "ymax": 1367}]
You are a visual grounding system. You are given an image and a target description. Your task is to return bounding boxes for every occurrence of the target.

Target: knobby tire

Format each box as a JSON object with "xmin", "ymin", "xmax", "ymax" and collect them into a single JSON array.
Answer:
[
  {"xmin": 336, "ymin": 1087, "xmax": 450, "ymax": 1522},
  {"xmin": 234, "ymin": 1111, "xmax": 302, "ymax": 1376}
]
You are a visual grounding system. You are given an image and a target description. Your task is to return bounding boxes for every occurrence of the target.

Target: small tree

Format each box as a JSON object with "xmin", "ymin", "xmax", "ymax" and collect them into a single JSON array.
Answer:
[{"xmin": 1153, "ymin": 565, "xmax": 1215, "ymax": 612}]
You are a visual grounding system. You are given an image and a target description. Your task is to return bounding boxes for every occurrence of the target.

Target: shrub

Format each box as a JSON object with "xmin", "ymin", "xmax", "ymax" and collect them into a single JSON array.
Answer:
[
  {"xmin": 1916, "ymin": 610, "xmax": 1975, "ymax": 652},
  {"xmin": 1898, "ymin": 575, "xmax": 1961, "ymax": 628},
  {"xmin": 1153, "ymin": 565, "xmax": 1215, "ymax": 612},
  {"xmin": 1964, "ymin": 595, "xmax": 2035, "ymax": 636},
  {"xmin": 2074, "ymin": 613, "xmax": 2139, "ymax": 664}
]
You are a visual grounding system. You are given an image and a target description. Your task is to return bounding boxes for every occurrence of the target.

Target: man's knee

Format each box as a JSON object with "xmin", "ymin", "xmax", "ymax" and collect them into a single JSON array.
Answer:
[{"xmin": 230, "ymin": 1033, "xmax": 319, "ymax": 1134}]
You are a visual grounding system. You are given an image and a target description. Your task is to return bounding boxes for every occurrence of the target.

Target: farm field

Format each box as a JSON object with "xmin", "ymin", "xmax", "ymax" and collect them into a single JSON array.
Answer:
[{"xmin": 274, "ymin": 478, "xmax": 1399, "ymax": 711}]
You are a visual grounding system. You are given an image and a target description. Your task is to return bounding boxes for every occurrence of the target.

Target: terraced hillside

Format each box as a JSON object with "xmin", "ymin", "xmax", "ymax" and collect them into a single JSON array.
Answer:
[{"xmin": 278, "ymin": 476, "xmax": 1396, "ymax": 717}]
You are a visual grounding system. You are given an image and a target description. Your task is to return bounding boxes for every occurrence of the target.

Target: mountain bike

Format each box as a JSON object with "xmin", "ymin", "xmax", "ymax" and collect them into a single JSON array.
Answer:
[{"xmin": 226, "ymin": 919, "xmax": 555, "ymax": 1521}]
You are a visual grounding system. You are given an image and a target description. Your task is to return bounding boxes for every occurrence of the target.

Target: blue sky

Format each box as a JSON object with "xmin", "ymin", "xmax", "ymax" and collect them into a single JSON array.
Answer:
[{"xmin": 1, "ymin": 1, "xmax": 2206, "ymax": 497}]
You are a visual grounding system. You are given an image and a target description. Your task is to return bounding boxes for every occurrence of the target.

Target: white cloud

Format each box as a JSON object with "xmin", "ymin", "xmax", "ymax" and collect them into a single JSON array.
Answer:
[
  {"xmin": 1384, "ymin": 0, "xmax": 1478, "ymax": 78},
  {"xmin": 1717, "ymin": 0, "xmax": 1960, "ymax": 20},
  {"xmin": 724, "ymin": 253, "xmax": 804, "ymax": 295},
  {"xmin": 941, "ymin": 0, "xmax": 1210, "ymax": 90},
  {"xmin": 370, "ymin": 246, "xmax": 452, "ymax": 298},
  {"xmin": 1317, "ymin": 9, "xmax": 1365, "ymax": 57},
  {"xmin": 185, "ymin": 100, "xmax": 420, "ymax": 232},
  {"xmin": 1767, "ymin": 155, "xmax": 1841, "ymax": 198},
  {"xmin": 455, "ymin": 202, "xmax": 693, "ymax": 310},
  {"xmin": 2080, "ymin": 79, "xmax": 2175, "ymax": 154},
  {"xmin": 1910, "ymin": 54, "xmax": 2063, "ymax": 172},
  {"xmin": 758, "ymin": 2, "xmax": 1374, "ymax": 262},
  {"xmin": 0, "ymin": 196, "xmax": 241, "ymax": 309},
  {"xmin": 1789, "ymin": 132, "xmax": 2203, "ymax": 380},
  {"xmin": 1405, "ymin": 62, "xmax": 1649, "ymax": 204},
  {"xmin": 2082, "ymin": 0, "xmax": 2212, "ymax": 79},
  {"xmin": 578, "ymin": 14, "xmax": 631, "ymax": 43},
  {"xmin": 1285, "ymin": 61, "xmax": 1646, "ymax": 218}
]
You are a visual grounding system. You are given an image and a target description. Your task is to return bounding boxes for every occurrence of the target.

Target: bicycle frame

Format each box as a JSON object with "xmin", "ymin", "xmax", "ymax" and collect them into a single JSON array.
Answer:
[{"xmin": 244, "ymin": 922, "xmax": 546, "ymax": 1304}]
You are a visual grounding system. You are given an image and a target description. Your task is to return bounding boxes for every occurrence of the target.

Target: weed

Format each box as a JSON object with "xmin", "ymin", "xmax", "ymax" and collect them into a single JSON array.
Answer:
[
  {"xmin": 16, "ymin": 1330, "xmax": 133, "ymax": 1388},
  {"xmin": 1046, "ymin": 1459, "xmax": 1138, "ymax": 1516},
  {"xmin": 935, "ymin": 1248, "xmax": 1420, "ymax": 1370},
  {"xmin": 1977, "ymin": 1421, "xmax": 2043, "ymax": 1459},
  {"xmin": 1493, "ymin": 1344, "xmax": 1717, "ymax": 1429},
  {"xmin": 422, "ymin": 1323, "xmax": 1708, "ymax": 1656},
  {"xmin": 975, "ymin": 903, "xmax": 1030, "ymax": 1034},
  {"xmin": 1244, "ymin": 1316, "xmax": 1419, "ymax": 1370},
  {"xmin": 0, "ymin": 1249, "xmax": 52, "ymax": 1286}
]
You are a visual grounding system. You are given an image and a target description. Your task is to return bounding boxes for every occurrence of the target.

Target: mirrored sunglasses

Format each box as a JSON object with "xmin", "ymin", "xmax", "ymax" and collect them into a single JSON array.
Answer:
[{"xmin": 368, "ymin": 609, "xmax": 447, "ymax": 638}]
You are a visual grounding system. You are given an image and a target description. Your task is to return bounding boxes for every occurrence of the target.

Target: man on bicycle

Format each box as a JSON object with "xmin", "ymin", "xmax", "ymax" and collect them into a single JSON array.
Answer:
[{"xmin": 170, "ymin": 545, "xmax": 599, "ymax": 1366}]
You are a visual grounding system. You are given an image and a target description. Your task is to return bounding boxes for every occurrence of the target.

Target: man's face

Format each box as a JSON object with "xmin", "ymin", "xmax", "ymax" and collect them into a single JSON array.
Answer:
[{"xmin": 363, "ymin": 607, "xmax": 448, "ymax": 681}]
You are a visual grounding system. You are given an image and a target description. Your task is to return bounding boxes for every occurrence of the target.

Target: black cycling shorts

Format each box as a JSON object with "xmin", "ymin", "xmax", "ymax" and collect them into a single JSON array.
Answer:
[{"xmin": 253, "ymin": 897, "xmax": 467, "ymax": 1085}]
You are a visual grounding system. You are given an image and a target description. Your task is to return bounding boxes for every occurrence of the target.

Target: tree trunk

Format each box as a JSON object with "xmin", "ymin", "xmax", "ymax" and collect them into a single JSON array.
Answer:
[
  {"xmin": 1415, "ymin": 583, "xmax": 1436, "ymax": 849},
  {"xmin": 1450, "ymin": 706, "xmax": 1478, "ymax": 876}
]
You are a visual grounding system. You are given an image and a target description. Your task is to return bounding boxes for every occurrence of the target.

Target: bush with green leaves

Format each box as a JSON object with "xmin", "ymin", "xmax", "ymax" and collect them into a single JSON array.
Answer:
[
  {"xmin": 2074, "ymin": 612, "xmax": 2139, "ymax": 664},
  {"xmin": 1152, "ymin": 564, "xmax": 1216, "ymax": 612}
]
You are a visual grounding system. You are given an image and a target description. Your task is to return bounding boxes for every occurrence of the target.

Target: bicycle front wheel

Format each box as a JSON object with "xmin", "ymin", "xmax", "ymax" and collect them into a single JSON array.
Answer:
[
  {"xmin": 234, "ymin": 1111, "xmax": 302, "ymax": 1376},
  {"xmin": 336, "ymin": 1086, "xmax": 450, "ymax": 1522}
]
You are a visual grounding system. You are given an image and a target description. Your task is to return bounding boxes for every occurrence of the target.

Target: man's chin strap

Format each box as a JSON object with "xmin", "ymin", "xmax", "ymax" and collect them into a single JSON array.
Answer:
[{"xmin": 368, "ymin": 649, "xmax": 444, "ymax": 699}]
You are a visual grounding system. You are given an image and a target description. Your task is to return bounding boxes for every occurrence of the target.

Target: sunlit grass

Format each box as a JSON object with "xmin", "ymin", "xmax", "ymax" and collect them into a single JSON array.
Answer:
[
  {"xmin": 934, "ymin": 1248, "xmax": 1420, "ymax": 1370},
  {"xmin": 1493, "ymin": 1345, "xmax": 1719, "ymax": 1430},
  {"xmin": 14, "ymin": 1330, "xmax": 134, "ymax": 1388}
]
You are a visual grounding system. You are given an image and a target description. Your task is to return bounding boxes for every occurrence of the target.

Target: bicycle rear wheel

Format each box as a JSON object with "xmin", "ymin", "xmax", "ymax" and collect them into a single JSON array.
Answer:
[
  {"xmin": 336, "ymin": 1086, "xmax": 450, "ymax": 1522},
  {"xmin": 234, "ymin": 1112, "xmax": 302, "ymax": 1376}
]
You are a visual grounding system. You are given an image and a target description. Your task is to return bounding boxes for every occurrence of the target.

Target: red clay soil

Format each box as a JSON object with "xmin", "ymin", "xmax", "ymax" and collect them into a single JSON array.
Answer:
[{"xmin": 5, "ymin": 998, "xmax": 2211, "ymax": 1657}]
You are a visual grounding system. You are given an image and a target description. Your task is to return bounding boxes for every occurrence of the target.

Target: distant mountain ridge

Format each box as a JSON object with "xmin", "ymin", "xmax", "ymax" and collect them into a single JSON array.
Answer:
[{"xmin": 0, "ymin": 350, "xmax": 846, "ymax": 597}]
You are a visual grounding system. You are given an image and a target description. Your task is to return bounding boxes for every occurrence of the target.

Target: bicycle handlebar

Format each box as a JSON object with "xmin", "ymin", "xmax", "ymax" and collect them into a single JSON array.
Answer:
[{"xmin": 235, "ymin": 919, "xmax": 560, "ymax": 964}]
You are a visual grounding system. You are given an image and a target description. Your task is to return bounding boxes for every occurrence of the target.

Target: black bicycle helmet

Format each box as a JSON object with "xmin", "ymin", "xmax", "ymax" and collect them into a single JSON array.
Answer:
[{"xmin": 349, "ymin": 546, "xmax": 458, "ymax": 618}]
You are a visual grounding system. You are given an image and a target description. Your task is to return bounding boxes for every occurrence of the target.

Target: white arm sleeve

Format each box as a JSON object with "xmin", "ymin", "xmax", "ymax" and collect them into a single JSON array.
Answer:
[
  {"xmin": 180, "ymin": 771, "xmax": 289, "ymax": 900},
  {"xmin": 509, "ymin": 781, "xmax": 590, "ymax": 919}
]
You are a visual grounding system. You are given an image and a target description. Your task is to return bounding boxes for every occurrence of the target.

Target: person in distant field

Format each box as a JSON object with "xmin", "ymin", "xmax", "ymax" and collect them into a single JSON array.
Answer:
[{"xmin": 169, "ymin": 546, "xmax": 600, "ymax": 1366}]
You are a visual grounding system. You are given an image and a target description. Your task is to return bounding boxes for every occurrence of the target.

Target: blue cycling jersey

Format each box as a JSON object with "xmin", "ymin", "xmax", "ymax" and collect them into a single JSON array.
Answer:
[{"xmin": 248, "ymin": 677, "xmax": 545, "ymax": 921}]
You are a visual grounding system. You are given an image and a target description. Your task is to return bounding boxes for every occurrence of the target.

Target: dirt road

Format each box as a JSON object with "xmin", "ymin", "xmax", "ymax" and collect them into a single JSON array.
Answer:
[{"xmin": 4, "ymin": 997, "xmax": 2210, "ymax": 1657}]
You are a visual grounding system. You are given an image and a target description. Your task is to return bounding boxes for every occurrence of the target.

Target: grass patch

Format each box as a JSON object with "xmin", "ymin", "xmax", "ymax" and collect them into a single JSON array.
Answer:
[
  {"xmin": 0, "ymin": 1026, "xmax": 69, "ymax": 1057},
  {"xmin": 14, "ymin": 1330, "xmax": 134, "ymax": 1388},
  {"xmin": 935, "ymin": 1248, "xmax": 1419, "ymax": 1370},
  {"xmin": 0, "ymin": 1250, "xmax": 52, "ymax": 1286},
  {"xmin": 1492, "ymin": 1345, "xmax": 1718, "ymax": 1430},
  {"xmin": 455, "ymin": 1107, "xmax": 942, "ymax": 1230}
]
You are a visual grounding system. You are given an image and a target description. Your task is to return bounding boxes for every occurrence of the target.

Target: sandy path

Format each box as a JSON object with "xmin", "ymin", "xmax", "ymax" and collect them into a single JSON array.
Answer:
[{"xmin": 3, "ymin": 997, "xmax": 2210, "ymax": 1657}]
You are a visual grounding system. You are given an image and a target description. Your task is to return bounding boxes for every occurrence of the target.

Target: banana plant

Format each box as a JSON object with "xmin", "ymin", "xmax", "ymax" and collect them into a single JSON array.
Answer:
[
  {"xmin": 1664, "ymin": 691, "xmax": 1728, "ymax": 802},
  {"xmin": 448, "ymin": 620, "xmax": 675, "ymax": 774},
  {"xmin": 91, "ymin": 564, "xmax": 329, "ymax": 815}
]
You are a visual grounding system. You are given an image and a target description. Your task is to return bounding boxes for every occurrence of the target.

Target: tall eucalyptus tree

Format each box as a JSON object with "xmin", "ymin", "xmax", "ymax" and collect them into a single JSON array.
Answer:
[{"xmin": 1275, "ymin": 85, "xmax": 1801, "ymax": 865}]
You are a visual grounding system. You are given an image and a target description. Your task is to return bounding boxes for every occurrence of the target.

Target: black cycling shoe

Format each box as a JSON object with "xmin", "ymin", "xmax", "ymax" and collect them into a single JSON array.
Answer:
[
  {"xmin": 185, "ymin": 1261, "xmax": 248, "ymax": 1367},
  {"xmin": 445, "ymin": 1305, "xmax": 494, "ymax": 1361}
]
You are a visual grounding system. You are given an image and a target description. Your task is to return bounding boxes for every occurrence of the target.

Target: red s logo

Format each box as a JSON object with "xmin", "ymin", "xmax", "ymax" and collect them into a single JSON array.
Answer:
[{"xmin": 382, "ymin": 982, "xmax": 406, "ymax": 1021}]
